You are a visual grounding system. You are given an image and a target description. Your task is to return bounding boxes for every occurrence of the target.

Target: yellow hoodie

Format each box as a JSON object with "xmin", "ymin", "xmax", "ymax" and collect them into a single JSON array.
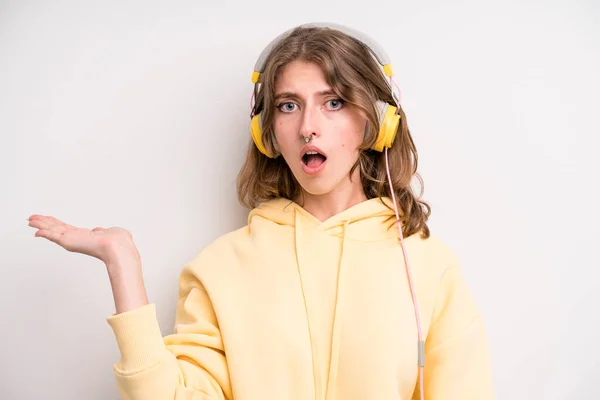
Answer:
[{"xmin": 106, "ymin": 197, "xmax": 494, "ymax": 399}]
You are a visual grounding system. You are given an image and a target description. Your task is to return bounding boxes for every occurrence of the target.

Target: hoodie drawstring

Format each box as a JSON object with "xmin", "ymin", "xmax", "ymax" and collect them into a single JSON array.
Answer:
[
  {"xmin": 325, "ymin": 219, "xmax": 349, "ymax": 399},
  {"xmin": 294, "ymin": 210, "xmax": 320, "ymax": 399}
]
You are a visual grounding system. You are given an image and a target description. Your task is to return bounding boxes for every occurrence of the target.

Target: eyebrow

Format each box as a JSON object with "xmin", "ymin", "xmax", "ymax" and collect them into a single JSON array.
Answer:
[{"xmin": 274, "ymin": 89, "xmax": 338, "ymax": 102}]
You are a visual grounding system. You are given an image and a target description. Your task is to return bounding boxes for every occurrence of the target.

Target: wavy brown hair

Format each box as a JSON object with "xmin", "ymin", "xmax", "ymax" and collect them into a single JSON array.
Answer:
[{"xmin": 237, "ymin": 26, "xmax": 431, "ymax": 238}]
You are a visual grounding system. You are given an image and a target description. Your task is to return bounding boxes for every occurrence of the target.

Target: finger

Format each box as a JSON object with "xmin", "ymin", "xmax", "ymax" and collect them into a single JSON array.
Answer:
[
  {"xmin": 34, "ymin": 228, "xmax": 64, "ymax": 246},
  {"xmin": 28, "ymin": 216, "xmax": 73, "ymax": 233},
  {"xmin": 28, "ymin": 215, "xmax": 64, "ymax": 224},
  {"xmin": 28, "ymin": 217, "xmax": 53, "ymax": 230},
  {"xmin": 27, "ymin": 214, "xmax": 77, "ymax": 231},
  {"xmin": 28, "ymin": 219, "xmax": 70, "ymax": 235},
  {"xmin": 28, "ymin": 214, "xmax": 48, "ymax": 222},
  {"xmin": 44, "ymin": 216, "xmax": 76, "ymax": 230},
  {"xmin": 28, "ymin": 218, "xmax": 51, "ymax": 230}
]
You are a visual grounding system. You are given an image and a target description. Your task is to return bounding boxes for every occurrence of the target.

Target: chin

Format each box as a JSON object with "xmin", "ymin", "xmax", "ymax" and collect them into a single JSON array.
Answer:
[
  {"xmin": 294, "ymin": 175, "xmax": 341, "ymax": 197},
  {"xmin": 299, "ymin": 183, "xmax": 334, "ymax": 196},
  {"xmin": 288, "ymin": 162, "xmax": 353, "ymax": 198}
]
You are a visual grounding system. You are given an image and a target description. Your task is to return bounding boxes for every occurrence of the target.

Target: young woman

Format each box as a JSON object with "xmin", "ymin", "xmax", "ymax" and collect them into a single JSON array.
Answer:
[{"xmin": 28, "ymin": 23, "xmax": 494, "ymax": 400}]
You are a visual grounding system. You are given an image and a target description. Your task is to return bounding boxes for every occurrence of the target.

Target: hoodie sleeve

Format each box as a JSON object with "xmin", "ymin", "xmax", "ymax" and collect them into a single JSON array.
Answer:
[
  {"xmin": 106, "ymin": 268, "xmax": 232, "ymax": 400},
  {"xmin": 413, "ymin": 265, "xmax": 495, "ymax": 400}
]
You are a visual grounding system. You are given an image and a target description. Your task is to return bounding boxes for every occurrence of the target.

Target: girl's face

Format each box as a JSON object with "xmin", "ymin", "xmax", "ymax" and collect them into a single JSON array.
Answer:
[{"xmin": 272, "ymin": 60, "xmax": 367, "ymax": 198}]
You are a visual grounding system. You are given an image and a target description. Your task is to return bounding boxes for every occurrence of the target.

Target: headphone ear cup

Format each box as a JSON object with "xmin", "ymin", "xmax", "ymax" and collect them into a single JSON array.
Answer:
[
  {"xmin": 371, "ymin": 100, "xmax": 400, "ymax": 152},
  {"xmin": 250, "ymin": 113, "xmax": 274, "ymax": 158}
]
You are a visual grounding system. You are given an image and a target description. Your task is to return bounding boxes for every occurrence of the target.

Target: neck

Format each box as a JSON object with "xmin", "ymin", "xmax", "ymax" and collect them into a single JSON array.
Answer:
[{"xmin": 297, "ymin": 171, "xmax": 367, "ymax": 222}]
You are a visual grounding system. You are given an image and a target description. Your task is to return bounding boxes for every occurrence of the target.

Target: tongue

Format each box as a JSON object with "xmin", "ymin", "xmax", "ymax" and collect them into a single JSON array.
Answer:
[{"xmin": 306, "ymin": 154, "xmax": 326, "ymax": 168}]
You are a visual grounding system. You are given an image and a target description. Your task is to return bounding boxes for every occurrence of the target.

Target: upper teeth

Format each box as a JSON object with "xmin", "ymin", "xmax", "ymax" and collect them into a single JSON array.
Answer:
[{"xmin": 306, "ymin": 151, "xmax": 318, "ymax": 155}]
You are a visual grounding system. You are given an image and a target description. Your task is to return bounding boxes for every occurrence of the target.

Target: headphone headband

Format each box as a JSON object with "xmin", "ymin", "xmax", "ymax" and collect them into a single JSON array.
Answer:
[{"xmin": 251, "ymin": 22, "xmax": 395, "ymax": 85}]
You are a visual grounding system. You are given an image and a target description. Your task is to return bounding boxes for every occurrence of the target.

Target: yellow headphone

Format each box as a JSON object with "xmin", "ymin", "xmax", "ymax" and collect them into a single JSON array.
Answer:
[{"xmin": 250, "ymin": 22, "xmax": 401, "ymax": 159}]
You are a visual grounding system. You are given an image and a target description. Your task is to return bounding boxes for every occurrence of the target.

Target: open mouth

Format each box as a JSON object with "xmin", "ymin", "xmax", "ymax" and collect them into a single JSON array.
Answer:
[{"xmin": 302, "ymin": 151, "xmax": 327, "ymax": 169}]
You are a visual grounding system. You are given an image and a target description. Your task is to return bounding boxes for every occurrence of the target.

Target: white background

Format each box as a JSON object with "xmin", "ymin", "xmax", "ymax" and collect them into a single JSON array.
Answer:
[{"xmin": 1, "ymin": 1, "xmax": 598, "ymax": 399}]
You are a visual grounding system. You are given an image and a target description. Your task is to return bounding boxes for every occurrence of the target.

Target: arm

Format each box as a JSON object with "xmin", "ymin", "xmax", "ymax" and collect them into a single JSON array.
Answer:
[
  {"xmin": 413, "ymin": 266, "xmax": 495, "ymax": 400},
  {"xmin": 106, "ymin": 259, "xmax": 232, "ymax": 400},
  {"xmin": 26, "ymin": 216, "xmax": 231, "ymax": 399}
]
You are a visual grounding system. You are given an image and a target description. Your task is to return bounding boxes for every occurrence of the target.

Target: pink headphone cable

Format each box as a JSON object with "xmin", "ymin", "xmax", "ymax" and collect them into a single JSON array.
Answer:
[{"xmin": 385, "ymin": 147, "xmax": 425, "ymax": 400}]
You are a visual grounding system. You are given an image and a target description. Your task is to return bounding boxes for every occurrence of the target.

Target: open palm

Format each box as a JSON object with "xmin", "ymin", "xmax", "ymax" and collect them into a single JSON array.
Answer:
[{"xmin": 28, "ymin": 215, "xmax": 138, "ymax": 263}]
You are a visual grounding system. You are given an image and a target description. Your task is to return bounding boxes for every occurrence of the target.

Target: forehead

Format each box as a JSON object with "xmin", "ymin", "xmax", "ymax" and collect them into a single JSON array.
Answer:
[{"xmin": 275, "ymin": 60, "xmax": 330, "ymax": 92}]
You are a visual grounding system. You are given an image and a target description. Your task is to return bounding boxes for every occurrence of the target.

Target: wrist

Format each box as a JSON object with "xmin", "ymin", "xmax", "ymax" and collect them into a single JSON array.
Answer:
[
  {"xmin": 103, "ymin": 241, "xmax": 141, "ymax": 270},
  {"xmin": 104, "ymin": 254, "xmax": 148, "ymax": 314},
  {"xmin": 109, "ymin": 276, "xmax": 149, "ymax": 314},
  {"xmin": 105, "ymin": 255, "xmax": 142, "ymax": 279}
]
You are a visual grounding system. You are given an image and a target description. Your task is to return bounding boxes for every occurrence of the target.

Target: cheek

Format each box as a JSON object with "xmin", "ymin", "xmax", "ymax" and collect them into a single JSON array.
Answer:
[
  {"xmin": 273, "ymin": 119, "xmax": 297, "ymax": 156},
  {"xmin": 335, "ymin": 133, "xmax": 361, "ymax": 163},
  {"xmin": 338, "ymin": 124, "xmax": 364, "ymax": 152}
]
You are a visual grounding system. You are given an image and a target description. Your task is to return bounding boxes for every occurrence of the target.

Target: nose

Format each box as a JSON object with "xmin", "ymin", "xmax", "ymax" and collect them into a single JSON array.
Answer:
[{"xmin": 298, "ymin": 104, "xmax": 321, "ymax": 140}]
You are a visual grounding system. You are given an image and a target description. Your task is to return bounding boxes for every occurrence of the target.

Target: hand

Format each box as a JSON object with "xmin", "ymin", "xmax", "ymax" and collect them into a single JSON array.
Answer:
[
  {"xmin": 28, "ymin": 214, "xmax": 149, "ymax": 313},
  {"xmin": 27, "ymin": 215, "xmax": 140, "ymax": 266}
]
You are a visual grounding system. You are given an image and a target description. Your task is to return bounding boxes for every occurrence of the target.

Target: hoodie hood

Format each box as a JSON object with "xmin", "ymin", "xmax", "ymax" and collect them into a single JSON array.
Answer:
[{"xmin": 248, "ymin": 197, "xmax": 402, "ymax": 242}]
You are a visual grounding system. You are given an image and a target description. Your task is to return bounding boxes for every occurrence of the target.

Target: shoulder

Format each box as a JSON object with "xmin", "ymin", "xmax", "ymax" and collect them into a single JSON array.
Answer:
[
  {"xmin": 407, "ymin": 233, "xmax": 484, "ymax": 333},
  {"xmin": 187, "ymin": 225, "xmax": 251, "ymax": 271},
  {"xmin": 407, "ymin": 231, "xmax": 462, "ymax": 277},
  {"xmin": 160, "ymin": 226, "xmax": 245, "ymax": 311},
  {"xmin": 178, "ymin": 199, "xmax": 288, "ymax": 284},
  {"xmin": 421, "ymin": 233, "xmax": 461, "ymax": 268},
  {"xmin": 172, "ymin": 225, "xmax": 251, "ymax": 295},
  {"xmin": 404, "ymin": 231, "xmax": 472, "ymax": 305}
]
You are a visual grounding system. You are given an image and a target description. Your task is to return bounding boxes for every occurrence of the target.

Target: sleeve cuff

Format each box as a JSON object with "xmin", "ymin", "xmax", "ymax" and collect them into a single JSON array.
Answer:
[{"xmin": 106, "ymin": 303, "xmax": 167, "ymax": 372}]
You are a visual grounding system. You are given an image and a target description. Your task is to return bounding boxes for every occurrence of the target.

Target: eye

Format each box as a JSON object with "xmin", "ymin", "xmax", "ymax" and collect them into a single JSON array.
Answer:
[
  {"xmin": 325, "ymin": 98, "xmax": 345, "ymax": 110},
  {"xmin": 277, "ymin": 102, "xmax": 298, "ymax": 113}
]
